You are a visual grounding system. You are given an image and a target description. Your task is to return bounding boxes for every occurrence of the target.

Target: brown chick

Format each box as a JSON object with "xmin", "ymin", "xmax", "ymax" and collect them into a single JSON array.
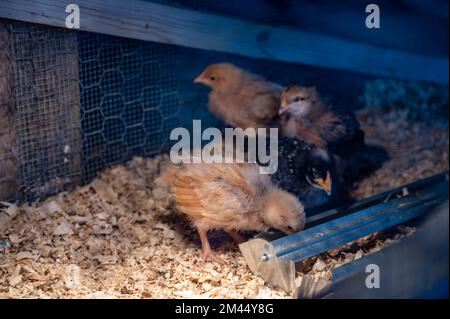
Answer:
[
  {"xmin": 194, "ymin": 63, "xmax": 282, "ymax": 133},
  {"xmin": 159, "ymin": 162, "xmax": 305, "ymax": 264},
  {"xmin": 278, "ymin": 85, "xmax": 365, "ymax": 153}
]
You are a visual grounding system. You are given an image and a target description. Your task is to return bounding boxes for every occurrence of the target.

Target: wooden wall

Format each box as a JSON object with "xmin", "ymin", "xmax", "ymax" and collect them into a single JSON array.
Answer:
[
  {"xmin": 0, "ymin": 0, "xmax": 447, "ymax": 84},
  {"xmin": 167, "ymin": 0, "xmax": 448, "ymax": 57}
]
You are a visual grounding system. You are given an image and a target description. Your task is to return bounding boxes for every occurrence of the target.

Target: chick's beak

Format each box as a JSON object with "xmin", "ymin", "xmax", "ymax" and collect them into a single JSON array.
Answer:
[
  {"xmin": 278, "ymin": 103, "xmax": 289, "ymax": 115},
  {"xmin": 322, "ymin": 171, "xmax": 332, "ymax": 196},
  {"xmin": 314, "ymin": 171, "xmax": 332, "ymax": 196},
  {"xmin": 283, "ymin": 228, "xmax": 297, "ymax": 235},
  {"xmin": 193, "ymin": 74, "xmax": 204, "ymax": 84},
  {"xmin": 323, "ymin": 185, "xmax": 332, "ymax": 196}
]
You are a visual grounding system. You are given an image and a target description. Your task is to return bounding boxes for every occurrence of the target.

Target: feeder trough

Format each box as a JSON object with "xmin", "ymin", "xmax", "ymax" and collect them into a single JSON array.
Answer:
[{"xmin": 239, "ymin": 172, "xmax": 449, "ymax": 296}]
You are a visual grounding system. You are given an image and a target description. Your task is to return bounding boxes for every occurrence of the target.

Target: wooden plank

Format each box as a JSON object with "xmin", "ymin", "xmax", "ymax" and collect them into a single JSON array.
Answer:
[
  {"xmin": 0, "ymin": 0, "xmax": 448, "ymax": 84},
  {"xmin": 188, "ymin": 0, "xmax": 449, "ymax": 57}
]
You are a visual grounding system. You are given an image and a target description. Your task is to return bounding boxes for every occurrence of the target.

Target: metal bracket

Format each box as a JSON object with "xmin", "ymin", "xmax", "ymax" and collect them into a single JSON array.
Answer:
[{"xmin": 239, "ymin": 238, "xmax": 296, "ymax": 293}]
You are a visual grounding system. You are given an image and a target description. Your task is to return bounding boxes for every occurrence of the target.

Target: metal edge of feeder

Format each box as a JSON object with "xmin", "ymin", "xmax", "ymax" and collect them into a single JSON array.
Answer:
[
  {"xmin": 249, "ymin": 172, "xmax": 449, "ymax": 244},
  {"xmin": 271, "ymin": 177, "xmax": 448, "ymax": 263},
  {"xmin": 295, "ymin": 241, "xmax": 401, "ymax": 299},
  {"xmin": 240, "ymin": 173, "xmax": 449, "ymax": 295},
  {"xmin": 303, "ymin": 201, "xmax": 450, "ymax": 299},
  {"xmin": 239, "ymin": 239, "xmax": 296, "ymax": 293},
  {"xmin": 295, "ymin": 273, "xmax": 331, "ymax": 299},
  {"xmin": 305, "ymin": 171, "xmax": 449, "ymax": 228},
  {"xmin": 294, "ymin": 237, "xmax": 407, "ymax": 299}
]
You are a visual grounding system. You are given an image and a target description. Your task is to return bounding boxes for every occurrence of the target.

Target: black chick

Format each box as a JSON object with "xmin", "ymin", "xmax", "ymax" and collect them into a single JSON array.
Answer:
[{"xmin": 271, "ymin": 137, "xmax": 344, "ymax": 214}]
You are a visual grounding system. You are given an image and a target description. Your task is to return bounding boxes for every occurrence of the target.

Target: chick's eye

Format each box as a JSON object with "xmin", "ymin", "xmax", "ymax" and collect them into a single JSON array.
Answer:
[
  {"xmin": 293, "ymin": 96, "xmax": 306, "ymax": 103},
  {"xmin": 210, "ymin": 76, "xmax": 216, "ymax": 81}
]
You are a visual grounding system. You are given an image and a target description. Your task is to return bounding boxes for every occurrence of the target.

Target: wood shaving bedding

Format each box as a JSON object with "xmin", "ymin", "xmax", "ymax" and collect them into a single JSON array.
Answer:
[{"xmin": 0, "ymin": 109, "xmax": 448, "ymax": 298}]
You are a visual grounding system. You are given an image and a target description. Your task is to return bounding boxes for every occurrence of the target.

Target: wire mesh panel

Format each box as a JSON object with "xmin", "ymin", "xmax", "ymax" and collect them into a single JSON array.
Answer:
[
  {"xmin": 0, "ymin": 20, "xmax": 188, "ymax": 201},
  {"xmin": 0, "ymin": 20, "xmax": 191, "ymax": 201},
  {"xmin": 78, "ymin": 32, "xmax": 181, "ymax": 182},
  {"xmin": 3, "ymin": 21, "xmax": 81, "ymax": 202},
  {"xmin": 0, "ymin": 20, "xmax": 18, "ymax": 201}
]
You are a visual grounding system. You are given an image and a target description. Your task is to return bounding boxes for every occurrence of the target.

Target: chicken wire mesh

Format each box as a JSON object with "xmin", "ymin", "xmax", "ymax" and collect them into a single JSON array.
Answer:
[
  {"xmin": 0, "ymin": 20, "xmax": 185, "ymax": 202},
  {"xmin": 0, "ymin": 21, "xmax": 16, "ymax": 201},
  {"xmin": 1, "ymin": 21, "xmax": 81, "ymax": 202},
  {"xmin": 78, "ymin": 32, "xmax": 181, "ymax": 182}
]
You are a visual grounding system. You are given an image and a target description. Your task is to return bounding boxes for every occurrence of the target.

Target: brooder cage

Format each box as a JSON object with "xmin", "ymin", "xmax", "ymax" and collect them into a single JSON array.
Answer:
[{"xmin": 0, "ymin": 0, "xmax": 448, "ymax": 298}]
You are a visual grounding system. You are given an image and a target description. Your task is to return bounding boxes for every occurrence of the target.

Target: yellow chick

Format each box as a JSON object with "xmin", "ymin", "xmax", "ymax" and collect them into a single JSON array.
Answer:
[
  {"xmin": 194, "ymin": 63, "xmax": 282, "ymax": 133},
  {"xmin": 159, "ymin": 162, "xmax": 305, "ymax": 264}
]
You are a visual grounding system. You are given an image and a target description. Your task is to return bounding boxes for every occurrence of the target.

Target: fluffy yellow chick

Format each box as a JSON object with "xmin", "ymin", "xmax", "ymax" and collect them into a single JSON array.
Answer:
[
  {"xmin": 159, "ymin": 162, "xmax": 305, "ymax": 264},
  {"xmin": 194, "ymin": 63, "xmax": 282, "ymax": 132}
]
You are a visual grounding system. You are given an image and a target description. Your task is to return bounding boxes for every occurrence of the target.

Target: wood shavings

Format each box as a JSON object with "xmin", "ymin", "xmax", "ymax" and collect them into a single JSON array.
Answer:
[
  {"xmin": 8, "ymin": 265, "xmax": 22, "ymax": 286},
  {"xmin": 8, "ymin": 234, "xmax": 20, "ymax": 244},
  {"xmin": 312, "ymin": 259, "xmax": 326, "ymax": 272},
  {"xmin": 0, "ymin": 111, "xmax": 446, "ymax": 298},
  {"xmin": 53, "ymin": 220, "xmax": 74, "ymax": 236},
  {"xmin": 0, "ymin": 202, "xmax": 18, "ymax": 216},
  {"xmin": 352, "ymin": 107, "xmax": 448, "ymax": 199},
  {"xmin": 64, "ymin": 264, "xmax": 81, "ymax": 289},
  {"xmin": 0, "ymin": 203, "xmax": 18, "ymax": 234},
  {"xmin": 93, "ymin": 255, "xmax": 118, "ymax": 265},
  {"xmin": 39, "ymin": 201, "xmax": 62, "ymax": 215},
  {"xmin": 0, "ymin": 154, "xmax": 288, "ymax": 298},
  {"xmin": 15, "ymin": 251, "xmax": 39, "ymax": 261},
  {"xmin": 91, "ymin": 222, "xmax": 114, "ymax": 235},
  {"xmin": 354, "ymin": 250, "xmax": 364, "ymax": 261},
  {"xmin": 22, "ymin": 264, "xmax": 45, "ymax": 281}
]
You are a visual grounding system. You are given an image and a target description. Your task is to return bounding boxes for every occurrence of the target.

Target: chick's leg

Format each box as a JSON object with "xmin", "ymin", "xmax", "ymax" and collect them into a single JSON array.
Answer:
[
  {"xmin": 198, "ymin": 228, "xmax": 225, "ymax": 264},
  {"xmin": 225, "ymin": 230, "xmax": 247, "ymax": 244}
]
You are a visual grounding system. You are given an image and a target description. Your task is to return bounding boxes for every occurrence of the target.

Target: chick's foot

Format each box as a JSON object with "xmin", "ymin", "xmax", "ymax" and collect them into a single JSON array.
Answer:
[
  {"xmin": 201, "ymin": 248, "xmax": 225, "ymax": 265},
  {"xmin": 198, "ymin": 228, "xmax": 225, "ymax": 265}
]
